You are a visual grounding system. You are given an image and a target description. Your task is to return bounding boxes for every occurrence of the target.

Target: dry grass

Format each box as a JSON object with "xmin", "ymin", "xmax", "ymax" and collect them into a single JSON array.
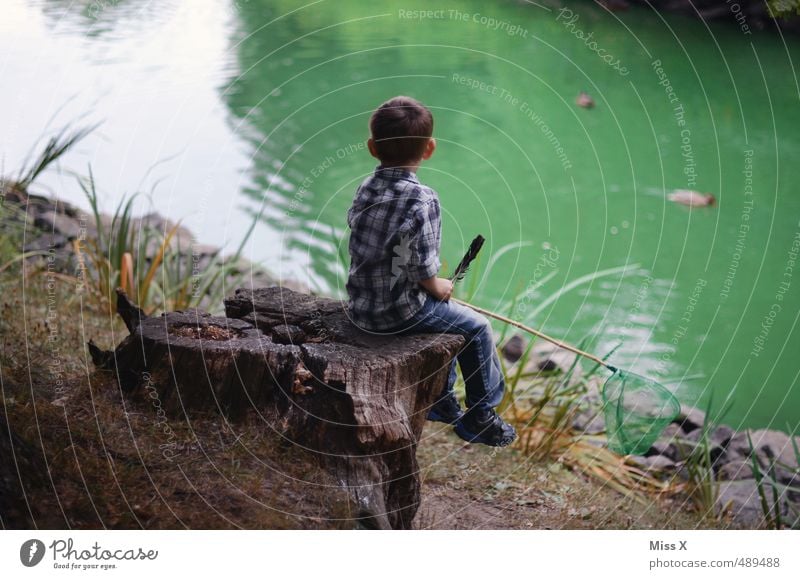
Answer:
[{"xmin": 1, "ymin": 270, "xmax": 353, "ymax": 529}]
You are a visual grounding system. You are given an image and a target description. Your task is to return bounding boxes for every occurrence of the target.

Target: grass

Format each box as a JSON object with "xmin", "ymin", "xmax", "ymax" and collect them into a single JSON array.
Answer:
[
  {"xmin": 0, "ymin": 122, "xmax": 732, "ymax": 529},
  {"xmin": 746, "ymin": 430, "xmax": 800, "ymax": 529},
  {"xmin": 675, "ymin": 392, "xmax": 728, "ymax": 519},
  {"xmin": 432, "ymin": 244, "xmax": 681, "ymax": 504},
  {"xmin": 14, "ymin": 122, "xmax": 100, "ymax": 191},
  {"xmin": 0, "ymin": 195, "xmax": 31, "ymax": 273},
  {"xmin": 0, "ymin": 124, "xmax": 350, "ymax": 528},
  {"xmin": 74, "ymin": 165, "xmax": 259, "ymax": 316},
  {"xmin": 0, "ymin": 265, "xmax": 355, "ymax": 529},
  {"xmin": 2, "ymin": 119, "xmax": 262, "ymax": 317}
]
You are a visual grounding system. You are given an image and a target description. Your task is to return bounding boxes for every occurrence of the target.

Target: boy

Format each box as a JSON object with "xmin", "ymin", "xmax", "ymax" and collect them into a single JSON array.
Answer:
[{"xmin": 345, "ymin": 96, "xmax": 516, "ymax": 447}]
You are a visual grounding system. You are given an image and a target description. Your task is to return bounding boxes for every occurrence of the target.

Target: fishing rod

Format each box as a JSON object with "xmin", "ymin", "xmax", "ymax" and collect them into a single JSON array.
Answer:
[{"xmin": 449, "ymin": 235, "xmax": 618, "ymax": 373}]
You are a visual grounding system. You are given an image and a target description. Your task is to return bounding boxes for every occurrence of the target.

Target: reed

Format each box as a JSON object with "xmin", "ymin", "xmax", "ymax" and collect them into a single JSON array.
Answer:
[
  {"xmin": 745, "ymin": 430, "xmax": 800, "ymax": 529},
  {"xmin": 15, "ymin": 122, "xmax": 99, "ymax": 191},
  {"xmin": 451, "ymin": 245, "xmax": 674, "ymax": 500},
  {"xmin": 75, "ymin": 167, "xmax": 256, "ymax": 315}
]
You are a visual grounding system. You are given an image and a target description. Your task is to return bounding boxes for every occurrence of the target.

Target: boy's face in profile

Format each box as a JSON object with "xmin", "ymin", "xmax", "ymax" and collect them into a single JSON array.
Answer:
[{"xmin": 367, "ymin": 136, "xmax": 437, "ymax": 167}]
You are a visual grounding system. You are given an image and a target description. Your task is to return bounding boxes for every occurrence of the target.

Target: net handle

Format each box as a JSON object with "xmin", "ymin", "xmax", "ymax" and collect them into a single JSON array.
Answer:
[{"xmin": 451, "ymin": 297, "xmax": 618, "ymax": 373}]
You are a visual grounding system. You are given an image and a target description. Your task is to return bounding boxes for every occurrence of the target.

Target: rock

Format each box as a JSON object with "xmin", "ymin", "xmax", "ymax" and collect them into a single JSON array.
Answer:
[
  {"xmin": 91, "ymin": 286, "xmax": 464, "ymax": 529},
  {"xmin": 501, "ymin": 334, "xmax": 526, "ymax": 363},
  {"xmin": 710, "ymin": 424, "xmax": 735, "ymax": 448},
  {"xmin": 189, "ymin": 243, "xmax": 220, "ymax": 257},
  {"xmin": 23, "ymin": 232, "xmax": 69, "ymax": 252},
  {"xmin": 646, "ymin": 440, "xmax": 680, "ymax": 462},
  {"xmin": 726, "ymin": 430, "xmax": 754, "ymax": 459},
  {"xmin": 672, "ymin": 404, "xmax": 706, "ymax": 433},
  {"xmin": 718, "ymin": 459, "xmax": 755, "ymax": 481},
  {"xmin": 627, "ymin": 455, "xmax": 648, "ymax": 469},
  {"xmin": 572, "ymin": 410, "xmax": 605, "ymax": 435},
  {"xmin": 683, "ymin": 427, "xmax": 726, "ymax": 464},
  {"xmin": 750, "ymin": 429, "xmax": 799, "ymax": 466},
  {"xmin": 715, "ymin": 479, "xmax": 792, "ymax": 528},
  {"xmin": 524, "ymin": 341, "xmax": 580, "ymax": 377},
  {"xmin": 727, "ymin": 429, "xmax": 800, "ymax": 481},
  {"xmin": 644, "ymin": 455, "xmax": 677, "ymax": 471},
  {"xmin": 34, "ymin": 210, "xmax": 84, "ymax": 239},
  {"xmin": 748, "ymin": 429, "xmax": 799, "ymax": 487},
  {"xmin": 628, "ymin": 453, "xmax": 677, "ymax": 474},
  {"xmin": 659, "ymin": 422, "xmax": 687, "ymax": 441}
]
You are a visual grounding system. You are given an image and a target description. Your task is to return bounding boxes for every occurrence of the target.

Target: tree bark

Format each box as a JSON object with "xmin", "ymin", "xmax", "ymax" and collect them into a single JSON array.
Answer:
[{"xmin": 93, "ymin": 287, "xmax": 463, "ymax": 529}]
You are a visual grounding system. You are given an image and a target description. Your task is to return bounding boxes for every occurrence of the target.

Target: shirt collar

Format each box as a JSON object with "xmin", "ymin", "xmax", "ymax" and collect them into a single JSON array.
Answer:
[{"xmin": 374, "ymin": 164, "xmax": 419, "ymax": 183}]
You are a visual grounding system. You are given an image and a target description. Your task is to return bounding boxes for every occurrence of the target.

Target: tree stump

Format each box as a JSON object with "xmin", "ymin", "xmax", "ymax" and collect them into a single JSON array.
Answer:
[{"xmin": 91, "ymin": 287, "xmax": 463, "ymax": 529}]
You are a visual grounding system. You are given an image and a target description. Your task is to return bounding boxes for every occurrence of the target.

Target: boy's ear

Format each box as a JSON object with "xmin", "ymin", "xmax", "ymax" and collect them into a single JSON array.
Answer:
[
  {"xmin": 422, "ymin": 137, "xmax": 436, "ymax": 160},
  {"xmin": 367, "ymin": 138, "xmax": 380, "ymax": 159}
]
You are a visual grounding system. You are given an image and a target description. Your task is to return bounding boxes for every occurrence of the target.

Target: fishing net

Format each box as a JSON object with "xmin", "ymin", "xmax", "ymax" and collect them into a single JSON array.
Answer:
[{"xmin": 601, "ymin": 370, "xmax": 681, "ymax": 455}]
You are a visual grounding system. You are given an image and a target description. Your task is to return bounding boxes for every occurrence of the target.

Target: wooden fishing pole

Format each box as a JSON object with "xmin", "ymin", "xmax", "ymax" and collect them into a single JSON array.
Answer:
[{"xmin": 450, "ymin": 235, "xmax": 618, "ymax": 373}]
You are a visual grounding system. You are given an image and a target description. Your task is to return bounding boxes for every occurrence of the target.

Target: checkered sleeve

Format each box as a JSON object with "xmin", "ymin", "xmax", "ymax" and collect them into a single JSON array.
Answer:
[{"xmin": 405, "ymin": 199, "xmax": 441, "ymax": 282}]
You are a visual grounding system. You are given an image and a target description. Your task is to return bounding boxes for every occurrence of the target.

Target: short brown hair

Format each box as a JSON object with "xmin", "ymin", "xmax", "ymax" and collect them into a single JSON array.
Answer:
[{"xmin": 369, "ymin": 96, "xmax": 433, "ymax": 165}]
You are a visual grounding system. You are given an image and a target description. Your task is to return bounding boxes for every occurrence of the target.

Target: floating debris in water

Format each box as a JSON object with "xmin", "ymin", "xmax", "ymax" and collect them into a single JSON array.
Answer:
[
  {"xmin": 575, "ymin": 91, "xmax": 594, "ymax": 108},
  {"xmin": 667, "ymin": 189, "xmax": 716, "ymax": 207}
]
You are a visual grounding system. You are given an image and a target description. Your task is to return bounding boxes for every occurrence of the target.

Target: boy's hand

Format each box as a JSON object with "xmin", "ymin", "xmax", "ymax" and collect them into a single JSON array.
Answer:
[{"xmin": 419, "ymin": 276, "xmax": 453, "ymax": 301}]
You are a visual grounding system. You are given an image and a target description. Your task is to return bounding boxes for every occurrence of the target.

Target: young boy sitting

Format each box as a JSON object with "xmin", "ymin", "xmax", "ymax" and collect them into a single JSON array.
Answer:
[{"xmin": 345, "ymin": 95, "xmax": 516, "ymax": 447}]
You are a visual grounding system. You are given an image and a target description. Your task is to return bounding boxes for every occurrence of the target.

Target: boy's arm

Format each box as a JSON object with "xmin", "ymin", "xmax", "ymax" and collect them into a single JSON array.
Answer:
[
  {"xmin": 419, "ymin": 276, "xmax": 453, "ymax": 301},
  {"xmin": 405, "ymin": 199, "xmax": 451, "ymax": 300}
]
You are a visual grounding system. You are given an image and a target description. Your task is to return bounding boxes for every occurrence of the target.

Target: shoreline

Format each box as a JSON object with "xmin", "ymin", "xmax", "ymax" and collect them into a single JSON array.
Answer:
[{"xmin": 1, "ymin": 183, "xmax": 798, "ymax": 529}]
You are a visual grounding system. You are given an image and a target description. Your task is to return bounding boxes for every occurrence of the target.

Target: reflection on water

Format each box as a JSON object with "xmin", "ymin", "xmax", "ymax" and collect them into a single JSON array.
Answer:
[
  {"xmin": 2, "ymin": 0, "xmax": 799, "ymax": 429},
  {"xmin": 37, "ymin": 0, "xmax": 172, "ymax": 41}
]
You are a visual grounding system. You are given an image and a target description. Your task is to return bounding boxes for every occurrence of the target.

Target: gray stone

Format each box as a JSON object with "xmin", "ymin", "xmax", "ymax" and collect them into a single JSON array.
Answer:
[
  {"xmin": 659, "ymin": 422, "xmax": 687, "ymax": 441},
  {"xmin": 683, "ymin": 427, "xmax": 726, "ymax": 464},
  {"xmin": 572, "ymin": 410, "xmax": 605, "ymax": 435},
  {"xmin": 501, "ymin": 334, "xmax": 526, "ymax": 363},
  {"xmin": 34, "ymin": 210, "xmax": 83, "ymax": 239},
  {"xmin": 718, "ymin": 458, "xmax": 755, "ymax": 481},
  {"xmin": 672, "ymin": 404, "xmax": 706, "ymax": 433},
  {"xmin": 726, "ymin": 430, "xmax": 754, "ymax": 459},
  {"xmin": 715, "ymin": 479, "xmax": 791, "ymax": 528},
  {"xmin": 523, "ymin": 341, "xmax": 581, "ymax": 377},
  {"xmin": 625, "ymin": 454, "xmax": 676, "ymax": 474},
  {"xmin": 644, "ymin": 455, "xmax": 677, "ymax": 471},
  {"xmin": 711, "ymin": 424, "xmax": 735, "ymax": 447},
  {"xmin": 750, "ymin": 429, "xmax": 800, "ymax": 466},
  {"xmin": 627, "ymin": 455, "xmax": 649, "ymax": 470},
  {"xmin": 190, "ymin": 243, "xmax": 220, "ymax": 258},
  {"xmin": 646, "ymin": 440, "xmax": 680, "ymax": 462},
  {"xmin": 727, "ymin": 429, "xmax": 800, "ymax": 481},
  {"xmin": 24, "ymin": 232, "xmax": 68, "ymax": 252}
]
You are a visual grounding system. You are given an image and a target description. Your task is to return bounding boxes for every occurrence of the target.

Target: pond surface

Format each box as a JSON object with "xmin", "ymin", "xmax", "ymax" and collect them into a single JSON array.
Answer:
[{"xmin": 2, "ymin": 0, "xmax": 799, "ymax": 430}]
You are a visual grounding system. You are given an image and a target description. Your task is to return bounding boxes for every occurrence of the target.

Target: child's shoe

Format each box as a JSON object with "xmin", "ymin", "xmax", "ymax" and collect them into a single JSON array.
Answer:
[
  {"xmin": 426, "ymin": 392, "xmax": 464, "ymax": 424},
  {"xmin": 454, "ymin": 407, "xmax": 516, "ymax": 447}
]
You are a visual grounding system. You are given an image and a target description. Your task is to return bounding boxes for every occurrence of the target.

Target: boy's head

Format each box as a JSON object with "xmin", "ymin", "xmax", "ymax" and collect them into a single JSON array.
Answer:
[{"xmin": 368, "ymin": 96, "xmax": 435, "ymax": 167}]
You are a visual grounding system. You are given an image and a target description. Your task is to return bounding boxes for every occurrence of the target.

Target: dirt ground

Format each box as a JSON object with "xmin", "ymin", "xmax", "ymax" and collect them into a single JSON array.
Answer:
[
  {"xmin": 415, "ymin": 426, "xmax": 722, "ymax": 530},
  {"xmin": 0, "ymin": 274, "xmax": 725, "ymax": 530}
]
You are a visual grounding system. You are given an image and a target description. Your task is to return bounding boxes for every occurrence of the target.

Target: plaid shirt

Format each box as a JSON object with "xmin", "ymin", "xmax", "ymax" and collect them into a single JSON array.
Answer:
[{"xmin": 346, "ymin": 165, "xmax": 442, "ymax": 331}]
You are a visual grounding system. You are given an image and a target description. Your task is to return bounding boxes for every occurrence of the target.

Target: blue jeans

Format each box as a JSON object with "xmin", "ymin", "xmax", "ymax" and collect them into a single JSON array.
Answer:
[{"xmin": 391, "ymin": 295, "xmax": 505, "ymax": 412}]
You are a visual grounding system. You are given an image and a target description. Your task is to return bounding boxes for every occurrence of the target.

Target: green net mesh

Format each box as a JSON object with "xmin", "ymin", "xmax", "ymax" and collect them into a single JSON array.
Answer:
[{"xmin": 601, "ymin": 370, "xmax": 681, "ymax": 455}]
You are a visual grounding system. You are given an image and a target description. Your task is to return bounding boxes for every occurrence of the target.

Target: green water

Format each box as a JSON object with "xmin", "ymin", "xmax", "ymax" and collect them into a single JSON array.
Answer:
[{"xmin": 2, "ymin": 0, "xmax": 799, "ymax": 430}]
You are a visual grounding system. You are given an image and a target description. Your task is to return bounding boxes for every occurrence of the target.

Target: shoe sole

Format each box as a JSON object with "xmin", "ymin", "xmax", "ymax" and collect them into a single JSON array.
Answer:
[{"xmin": 453, "ymin": 421, "xmax": 516, "ymax": 447}]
